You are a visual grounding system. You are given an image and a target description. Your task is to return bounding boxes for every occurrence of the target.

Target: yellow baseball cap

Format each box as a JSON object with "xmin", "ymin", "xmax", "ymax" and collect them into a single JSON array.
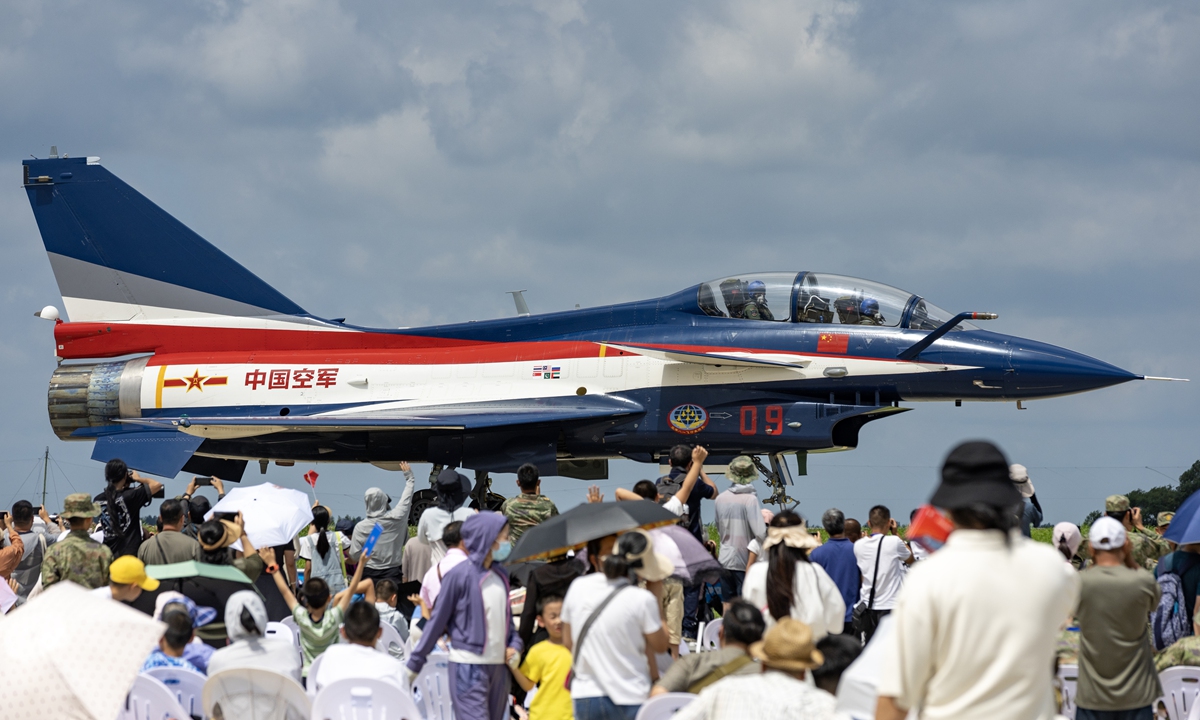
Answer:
[{"xmin": 109, "ymin": 556, "xmax": 160, "ymax": 591}]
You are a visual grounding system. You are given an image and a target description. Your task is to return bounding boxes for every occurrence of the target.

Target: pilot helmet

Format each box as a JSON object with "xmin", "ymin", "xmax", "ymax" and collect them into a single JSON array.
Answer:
[
  {"xmin": 748, "ymin": 280, "xmax": 767, "ymax": 297},
  {"xmin": 859, "ymin": 298, "xmax": 879, "ymax": 316}
]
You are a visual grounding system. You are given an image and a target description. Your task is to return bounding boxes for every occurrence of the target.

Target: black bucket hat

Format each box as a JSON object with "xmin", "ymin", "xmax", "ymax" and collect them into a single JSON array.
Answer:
[
  {"xmin": 930, "ymin": 440, "xmax": 1021, "ymax": 510},
  {"xmin": 435, "ymin": 468, "xmax": 472, "ymax": 510}
]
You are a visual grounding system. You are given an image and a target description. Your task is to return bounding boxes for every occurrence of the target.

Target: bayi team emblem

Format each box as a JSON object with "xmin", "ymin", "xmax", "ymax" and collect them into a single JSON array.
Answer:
[{"xmin": 669, "ymin": 404, "xmax": 709, "ymax": 435}]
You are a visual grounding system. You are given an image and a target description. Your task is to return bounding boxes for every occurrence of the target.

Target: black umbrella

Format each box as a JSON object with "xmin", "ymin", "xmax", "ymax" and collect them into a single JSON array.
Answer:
[{"xmin": 507, "ymin": 500, "xmax": 679, "ymax": 563}]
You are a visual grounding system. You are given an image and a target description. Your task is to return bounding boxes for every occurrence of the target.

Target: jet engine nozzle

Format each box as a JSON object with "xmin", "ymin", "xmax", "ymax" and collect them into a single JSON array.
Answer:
[{"xmin": 47, "ymin": 357, "xmax": 146, "ymax": 440}]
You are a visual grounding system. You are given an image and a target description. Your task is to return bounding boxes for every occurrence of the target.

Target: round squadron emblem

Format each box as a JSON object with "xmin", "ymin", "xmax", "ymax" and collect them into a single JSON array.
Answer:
[{"xmin": 669, "ymin": 404, "xmax": 709, "ymax": 435}]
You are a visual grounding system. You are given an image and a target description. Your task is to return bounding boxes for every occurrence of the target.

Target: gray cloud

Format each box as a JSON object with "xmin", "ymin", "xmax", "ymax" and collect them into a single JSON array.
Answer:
[{"xmin": 0, "ymin": 0, "xmax": 1195, "ymax": 524}]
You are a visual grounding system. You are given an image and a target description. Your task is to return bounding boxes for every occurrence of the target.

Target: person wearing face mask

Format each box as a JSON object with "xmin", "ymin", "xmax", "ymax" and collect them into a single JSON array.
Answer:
[{"xmin": 406, "ymin": 512, "xmax": 521, "ymax": 720}]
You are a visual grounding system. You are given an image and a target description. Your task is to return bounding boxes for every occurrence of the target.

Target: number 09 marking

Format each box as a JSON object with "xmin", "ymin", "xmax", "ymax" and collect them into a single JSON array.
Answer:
[{"xmin": 740, "ymin": 405, "xmax": 784, "ymax": 436}]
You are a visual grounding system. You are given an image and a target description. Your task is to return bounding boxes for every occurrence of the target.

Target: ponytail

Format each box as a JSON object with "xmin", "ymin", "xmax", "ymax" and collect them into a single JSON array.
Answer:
[
  {"xmin": 312, "ymin": 506, "xmax": 332, "ymax": 560},
  {"xmin": 765, "ymin": 510, "xmax": 809, "ymax": 622},
  {"xmin": 603, "ymin": 532, "xmax": 648, "ymax": 582},
  {"xmin": 239, "ymin": 606, "xmax": 262, "ymax": 637}
]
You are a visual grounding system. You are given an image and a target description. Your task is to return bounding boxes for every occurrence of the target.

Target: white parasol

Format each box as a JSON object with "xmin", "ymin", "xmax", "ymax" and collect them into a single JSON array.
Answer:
[
  {"xmin": 0, "ymin": 582, "xmax": 165, "ymax": 720},
  {"xmin": 207, "ymin": 483, "xmax": 313, "ymax": 549}
]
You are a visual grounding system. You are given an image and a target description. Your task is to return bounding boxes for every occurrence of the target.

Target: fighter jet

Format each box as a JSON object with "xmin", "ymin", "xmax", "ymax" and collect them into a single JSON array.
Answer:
[{"xmin": 23, "ymin": 155, "xmax": 1178, "ymax": 503}]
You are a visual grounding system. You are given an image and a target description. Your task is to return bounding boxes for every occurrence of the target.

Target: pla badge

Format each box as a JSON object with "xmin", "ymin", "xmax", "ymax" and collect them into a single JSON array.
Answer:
[{"xmin": 669, "ymin": 404, "xmax": 709, "ymax": 435}]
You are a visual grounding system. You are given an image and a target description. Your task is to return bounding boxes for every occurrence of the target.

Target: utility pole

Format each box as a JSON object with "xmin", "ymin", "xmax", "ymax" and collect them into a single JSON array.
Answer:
[{"xmin": 41, "ymin": 446, "xmax": 49, "ymax": 509}]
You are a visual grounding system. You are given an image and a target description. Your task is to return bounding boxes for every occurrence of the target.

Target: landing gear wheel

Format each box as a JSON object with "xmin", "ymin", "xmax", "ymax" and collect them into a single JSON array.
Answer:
[{"xmin": 409, "ymin": 489, "xmax": 437, "ymax": 528}]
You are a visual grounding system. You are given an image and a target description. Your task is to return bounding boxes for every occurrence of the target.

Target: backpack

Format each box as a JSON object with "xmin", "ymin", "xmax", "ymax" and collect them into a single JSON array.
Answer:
[
  {"xmin": 1152, "ymin": 573, "xmax": 1191, "ymax": 651},
  {"xmin": 656, "ymin": 475, "xmax": 690, "ymax": 527}
]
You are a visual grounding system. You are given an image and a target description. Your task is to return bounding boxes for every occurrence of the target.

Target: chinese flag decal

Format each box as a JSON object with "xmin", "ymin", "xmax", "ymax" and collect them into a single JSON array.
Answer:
[
  {"xmin": 817, "ymin": 332, "xmax": 850, "ymax": 354},
  {"xmin": 303, "ymin": 470, "xmax": 319, "ymax": 489}
]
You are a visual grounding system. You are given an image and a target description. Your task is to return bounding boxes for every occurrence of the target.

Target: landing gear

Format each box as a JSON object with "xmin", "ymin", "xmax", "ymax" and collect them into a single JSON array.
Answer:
[
  {"xmin": 751, "ymin": 453, "xmax": 799, "ymax": 510},
  {"xmin": 468, "ymin": 470, "xmax": 507, "ymax": 513},
  {"xmin": 410, "ymin": 465, "xmax": 506, "ymax": 528}
]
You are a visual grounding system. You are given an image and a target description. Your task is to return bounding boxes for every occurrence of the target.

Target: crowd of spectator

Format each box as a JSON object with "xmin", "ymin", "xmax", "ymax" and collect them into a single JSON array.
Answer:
[{"xmin": 3, "ymin": 444, "xmax": 1200, "ymax": 720}]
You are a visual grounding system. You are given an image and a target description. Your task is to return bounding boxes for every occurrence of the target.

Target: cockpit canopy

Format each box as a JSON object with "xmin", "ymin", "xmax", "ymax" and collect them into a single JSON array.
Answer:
[{"xmin": 696, "ymin": 272, "xmax": 974, "ymax": 331}]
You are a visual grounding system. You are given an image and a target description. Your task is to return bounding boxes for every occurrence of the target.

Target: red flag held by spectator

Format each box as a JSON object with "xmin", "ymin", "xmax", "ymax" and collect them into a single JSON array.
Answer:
[{"xmin": 303, "ymin": 470, "xmax": 319, "ymax": 488}]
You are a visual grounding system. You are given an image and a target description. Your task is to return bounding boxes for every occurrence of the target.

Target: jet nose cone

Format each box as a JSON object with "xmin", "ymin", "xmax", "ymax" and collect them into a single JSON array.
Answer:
[{"xmin": 1008, "ymin": 340, "xmax": 1138, "ymax": 398}]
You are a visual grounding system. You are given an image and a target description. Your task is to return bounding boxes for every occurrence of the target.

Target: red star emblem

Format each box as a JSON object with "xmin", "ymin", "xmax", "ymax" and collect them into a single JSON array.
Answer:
[{"xmin": 183, "ymin": 370, "xmax": 207, "ymax": 392}]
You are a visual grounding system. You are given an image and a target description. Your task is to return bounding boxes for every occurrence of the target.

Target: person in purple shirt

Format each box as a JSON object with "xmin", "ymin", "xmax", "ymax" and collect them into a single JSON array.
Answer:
[
  {"xmin": 809, "ymin": 508, "xmax": 860, "ymax": 627},
  {"xmin": 406, "ymin": 511, "xmax": 521, "ymax": 720}
]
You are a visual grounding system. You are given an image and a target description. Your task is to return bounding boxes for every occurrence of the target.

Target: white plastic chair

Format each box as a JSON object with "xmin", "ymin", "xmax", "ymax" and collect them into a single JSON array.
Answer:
[
  {"xmin": 203, "ymin": 668, "xmax": 311, "ymax": 720},
  {"xmin": 266, "ymin": 621, "xmax": 296, "ymax": 647},
  {"xmin": 1057, "ymin": 664, "xmax": 1077, "ymax": 720},
  {"xmin": 1160, "ymin": 666, "xmax": 1200, "ymax": 720},
  {"xmin": 411, "ymin": 652, "xmax": 453, "ymax": 720},
  {"xmin": 1187, "ymin": 695, "xmax": 1200, "ymax": 720},
  {"xmin": 308, "ymin": 654, "xmax": 328, "ymax": 700},
  {"xmin": 117, "ymin": 674, "xmax": 193, "ymax": 720},
  {"xmin": 312, "ymin": 678, "xmax": 422, "ymax": 720},
  {"xmin": 281, "ymin": 616, "xmax": 303, "ymax": 652},
  {"xmin": 144, "ymin": 666, "xmax": 208, "ymax": 719},
  {"xmin": 678, "ymin": 640, "xmax": 690, "ymax": 657},
  {"xmin": 339, "ymin": 623, "xmax": 406, "ymax": 659},
  {"xmin": 700, "ymin": 618, "xmax": 722, "ymax": 652},
  {"xmin": 377, "ymin": 623, "xmax": 406, "ymax": 659},
  {"xmin": 634, "ymin": 692, "xmax": 694, "ymax": 720},
  {"xmin": 694, "ymin": 622, "xmax": 706, "ymax": 652}
]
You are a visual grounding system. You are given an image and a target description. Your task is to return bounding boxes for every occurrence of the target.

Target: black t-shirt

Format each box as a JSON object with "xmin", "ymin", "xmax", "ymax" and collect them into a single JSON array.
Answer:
[
  {"xmin": 95, "ymin": 483, "xmax": 152, "ymax": 558},
  {"xmin": 658, "ymin": 467, "xmax": 716, "ymax": 541}
]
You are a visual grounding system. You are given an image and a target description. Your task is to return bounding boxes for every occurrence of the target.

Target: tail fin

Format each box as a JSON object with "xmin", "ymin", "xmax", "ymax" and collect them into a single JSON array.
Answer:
[{"xmin": 23, "ymin": 156, "xmax": 305, "ymax": 323}]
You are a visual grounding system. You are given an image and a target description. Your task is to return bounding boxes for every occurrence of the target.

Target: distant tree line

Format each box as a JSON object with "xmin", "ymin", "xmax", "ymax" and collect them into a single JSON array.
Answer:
[{"xmin": 1082, "ymin": 460, "xmax": 1200, "ymax": 527}]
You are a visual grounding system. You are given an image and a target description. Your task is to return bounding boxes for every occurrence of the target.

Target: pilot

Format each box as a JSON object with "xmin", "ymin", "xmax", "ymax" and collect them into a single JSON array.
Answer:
[
  {"xmin": 858, "ymin": 298, "xmax": 884, "ymax": 325},
  {"xmin": 743, "ymin": 280, "xmax": 775, "ymax": 321}
]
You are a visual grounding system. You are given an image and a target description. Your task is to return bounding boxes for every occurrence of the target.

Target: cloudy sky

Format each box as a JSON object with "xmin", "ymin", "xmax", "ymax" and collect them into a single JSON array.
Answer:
[{"xmin": 0, "ymin": 0, "xmax": 1196, "ymax": 526}]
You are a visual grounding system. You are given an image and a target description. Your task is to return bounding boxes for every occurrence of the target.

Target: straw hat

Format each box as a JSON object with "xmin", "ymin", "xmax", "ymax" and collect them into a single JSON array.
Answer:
[{"xmin": 749, "ymin": 617, "xmax": 824, "ymax": 671}]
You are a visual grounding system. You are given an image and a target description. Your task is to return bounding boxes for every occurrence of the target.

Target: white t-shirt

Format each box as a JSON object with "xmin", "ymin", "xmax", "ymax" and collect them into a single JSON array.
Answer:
[
  {"xmin": 90, "ymin": 586, "xmax": 113, "ymax": 599},
  {"xmin": 741, "ymin": 559, "xmax": 846, "ymax": 639},
  {"xmin": 854, "ymin": 534, "xmax": 911, "ymax": 611},
  {"xmin": 448, "ymin": 573, "xmax": 507, "ymax": 664},
  {"xmin": 313, "ymin": 643, "xmax": 406, "ymax": 693},
  {"xmin": 561, "ymin": 573, "xmax": 663, "ymax": 705},
  {"xmin": 663, "ymin": 496, "xmax": 685, "ymax": 517},
  {"xmin": 877, "ymin": 530, "xmax": 1080, "ymax": 720},
  {"xmin": 298, "ymin": 532, "xmax": 346, "ymax": 594},
  {"xmin": 58, "ymin": 529, "xmax": 105, "ymax": 544},
  {"xmin": 747, "ymin": 538, "xmax": 765, "ymax": 563},
  {"xmin": 417, "ymin": 506, "xmax": 478, "ymax": 564}
]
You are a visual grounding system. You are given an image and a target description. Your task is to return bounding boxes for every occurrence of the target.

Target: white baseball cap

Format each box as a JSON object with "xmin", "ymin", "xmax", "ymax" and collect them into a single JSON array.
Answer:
[
  {"xmin": 1009, "ymin": 463, "xmax": 1035, "ymax": 498},
  {"xmin": 1089, "ymin": 516, "xmax": 1127, "ymax": 551}
]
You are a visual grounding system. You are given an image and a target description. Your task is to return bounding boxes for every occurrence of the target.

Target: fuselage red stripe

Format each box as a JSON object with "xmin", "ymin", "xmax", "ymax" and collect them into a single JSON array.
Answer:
[{"xmin": 54, "ymin": 322, "xmax": 910, "ymax": 366}]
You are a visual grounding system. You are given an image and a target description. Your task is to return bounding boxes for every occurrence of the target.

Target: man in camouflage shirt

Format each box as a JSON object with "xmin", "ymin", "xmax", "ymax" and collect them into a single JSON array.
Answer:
[
  {"xmin": 501, "ymin": 463, "xmax": 558, "ymax": 544},
  {"xmin": 1079, "ymin": 495, "xmax": 1172, "ymax": 571},
  {"xmin": 1110, "ymin": 495, "xmax": 1172, "ymax": 571},
  {"xmin": 1156, "ymin": 634, "xmax": 1200, "ymax": 672},
  {"xmin": 42, "ymin": 493, "xmax": 112, "ymax": 590}
]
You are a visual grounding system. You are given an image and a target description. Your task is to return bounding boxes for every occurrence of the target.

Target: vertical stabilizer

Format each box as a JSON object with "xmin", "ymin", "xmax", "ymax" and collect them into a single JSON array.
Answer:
[{"xmin": 23, "ymin": 157, "xmax": 305, "ymax": 323}]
